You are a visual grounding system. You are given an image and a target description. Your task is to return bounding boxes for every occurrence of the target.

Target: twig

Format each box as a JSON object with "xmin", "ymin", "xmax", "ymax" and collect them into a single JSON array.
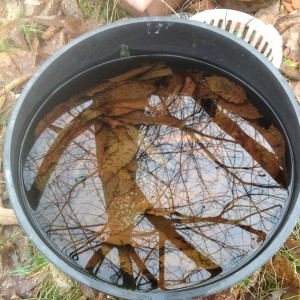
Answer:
[{"xmin": 0, "ymin": 73, "xmax": 33, "ymax": 98}]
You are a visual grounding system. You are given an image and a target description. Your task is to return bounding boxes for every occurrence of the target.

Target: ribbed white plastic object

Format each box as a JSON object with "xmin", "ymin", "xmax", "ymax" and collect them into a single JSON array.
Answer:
[{"xmin": 190, "ymin": 9, "xmax": 283, "ymax": 68}]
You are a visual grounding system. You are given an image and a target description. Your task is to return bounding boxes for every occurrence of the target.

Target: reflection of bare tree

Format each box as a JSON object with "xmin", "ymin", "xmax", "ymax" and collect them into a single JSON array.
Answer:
[{"xmin": 23, "ymin": 63, "xmax": 287, "ymax": 291}]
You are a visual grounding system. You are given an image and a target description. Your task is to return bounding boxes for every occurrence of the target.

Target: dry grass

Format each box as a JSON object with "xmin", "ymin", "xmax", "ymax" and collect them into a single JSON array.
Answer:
[{"xmin": 78, "ymin": 0, "xmax": 129, "ymax": 23}]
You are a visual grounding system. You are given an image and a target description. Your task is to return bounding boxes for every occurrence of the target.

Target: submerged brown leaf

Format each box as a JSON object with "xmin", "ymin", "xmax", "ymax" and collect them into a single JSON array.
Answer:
[
  {"xmin": 103, "ymin": 81, "xmax": 157, "ymax": 101},
  {"xmin": 205, "ymin": 76, "xmax": 247, "ymax": 103},
  {"xmin": 108, "ymin": 64, "xmax": 154, "ymax": 82}
]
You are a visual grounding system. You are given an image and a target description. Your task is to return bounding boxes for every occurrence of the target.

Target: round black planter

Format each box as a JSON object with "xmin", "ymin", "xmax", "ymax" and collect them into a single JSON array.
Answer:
[{"xmin": 4, "ymin": 17, "xmax": 300, "ymax": 300}]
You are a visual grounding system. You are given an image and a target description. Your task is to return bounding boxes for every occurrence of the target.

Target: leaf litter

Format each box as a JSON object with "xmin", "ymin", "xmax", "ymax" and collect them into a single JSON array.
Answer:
[{"xmin": 0, "ymin": 0, "xmax": 299, "ymax": 299}]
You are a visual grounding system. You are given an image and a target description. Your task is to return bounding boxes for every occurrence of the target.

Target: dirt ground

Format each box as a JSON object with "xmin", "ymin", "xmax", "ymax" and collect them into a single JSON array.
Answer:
[{"xmin": 0, "ymin": 0, "xmax": 299, "ymax": 299}]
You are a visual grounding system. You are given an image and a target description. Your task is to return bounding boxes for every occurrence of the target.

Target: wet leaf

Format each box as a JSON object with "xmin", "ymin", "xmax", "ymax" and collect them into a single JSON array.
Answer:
[
  {"xmin": 137, "ymin": 64, "xmax": 173, "ymax": 80},
  {"xmin": 108, "ymin": 64, "xmax": 154, "ymax": 82},
  {"xmin": 9, "ymin": 25, "xmax": 28, "ymax": 50},
  {"xmin": 181, "ymin": 76, "xmax": 196, "ymax": 96},
  {"xmin": 204, "ymin": 76, "xmax": 247, "ymax": 103},
  {"xmin": 217, "ymin": 99, "xmax": 262, "ymax": 119},
  {"xmin": 104, "ymin": 81, "xmax": 157, "ymax": 101}
]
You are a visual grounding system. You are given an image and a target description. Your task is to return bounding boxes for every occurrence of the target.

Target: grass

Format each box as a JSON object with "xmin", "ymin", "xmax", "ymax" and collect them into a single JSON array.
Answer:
[
  {"xmin": 0, "ymin": 38, "xmax": 13, "ymax": 53},
  {"xmin": 5, "ymin": 234, "xmax": 83, "ymax": 300},
  {"xmin": 78, "ymin": 0, "xmax": 129, "ymax": 23},
  {"xmin": 232, "ymin": 221, "xmax": 300, "ymax": 299},
  {"xmin": 283, "ymin": 56, "xmax": 299, "ymax": 69},
  {"xmin": 20, "ymin": 23, "xmax": 43, "ymax": 52}
]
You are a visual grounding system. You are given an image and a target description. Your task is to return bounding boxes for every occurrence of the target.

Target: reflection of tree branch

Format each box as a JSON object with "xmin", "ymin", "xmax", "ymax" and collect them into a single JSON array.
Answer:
[
  {"xmin": 198, "ymin": 99, "xmax": 286, "ymax": 187},
  {"xmin": 29, "ymin": 103, "xmax": 108, "ymax": 209},
  {"xmin": 145, "ymin": 213, "xmax": 222, "ymax": 274},
  {"xmin": 27, "ymin": 65, "xmax": 288, "ymax": 291},
  {"xmin": 116, "ymin": 111, "xmax": 281, "ymax": 189},
  {"xmin": 159, "ymin": 232, "xmax": 165, "ymax": 290},
  {"xmin": 164, "ymin": 212, "xmax": 268, "ymax": 242},
  {"xmin": 128, "ymin": 246, "xmax": 158, "ymax": 288},
  {"xmin": 85, "ymin": 242, "xmax": 114, "ymax": 273}
]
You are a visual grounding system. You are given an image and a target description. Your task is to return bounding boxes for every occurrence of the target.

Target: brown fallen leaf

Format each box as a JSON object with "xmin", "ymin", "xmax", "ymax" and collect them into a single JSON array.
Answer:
[
  {"xmin": 0, "ymin": 0, "xmax": 23, "ymax": 21},
  {"xmin": 0, "ymin": 50, "xmax": 35, "ymax": 85},
  {"xmin": 24, "ymin": 0, "xmax": 46, "ymax": 17},
  {"xmin": 202, "ymin": 289, "xmax": 235, "ymax": 300},
  {"xmin": 39, "ymin": 28, "xmax": 66, "ymax": 57},
  {"xmin": 204, "ymin": 76, "xmax": 247, "ymax": 103},
  {"xmin": 181, "ymin": 76, "xmax": 196, "ymax": 96},
  {"xmin": 157, "ymin": 72, "xmax": 182, "ymax": 99},
  {"xmin": 217, "ymin": 98, "xmax": 263, "ymax": 119},
  {"xmin": 41, "ymin": 25, "xmax": 61, "ymax": 40},
  {"xmin": 108, "ymin": 64, "xmax": 154, "ymax": 82},
  {"xmin": 103, "ymin": 81, "xmax": 157, "ymax": 101},
  {"xmin": 61, "ymin": 15, "xmax": 86, "ymax": 35},
  {"xmin": 284, "ymin": 237, "xmax": 300, "ymax": 259},
  {"xmin": 137, "ymin": 64, "xmax": 173, "ymax": 80},
  {"xmin": 0, "ymin": 208, "xmax": 18, "ymax": 225},
  {"xmin": 266, "ymin": 254, "xmax": 300, "ymax": 288},
  {"xmin": 61, "ymin": 0, "xmax": 83, "ymax": 19},
  {"xmin": 39, "ymin": 0, "xmax": 62, "ymax": 16}
]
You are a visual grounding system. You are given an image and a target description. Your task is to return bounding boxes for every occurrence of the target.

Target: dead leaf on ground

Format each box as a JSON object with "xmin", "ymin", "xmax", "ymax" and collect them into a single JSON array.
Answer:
[
  {"xmin": 78, "ymin": 283, "xmax": 98, "ymax": 299},
  {"xmin": 0, "ymin": 50, "xmax": 36, "ymax": 84},
  {"xmin": 24, "ymin": 0, "xmax": 47, "ymax": 18},
  {"xmin": 0, "ymin": 237, "xmax": 40, "ymax": 299},
  {"xmin": 274, "ymin": 11, "xmax": 300, "ymax": 63},
  {"xmin": 202, "ymin": 289, "xmax": 235, "ymax": 300},
  {"xmin": 39, "ymin": 0, "xmax": 62, "ymax": 17},
  {"xmin": 265, "ymin": 254, "xmax": 300, "ymax": 289},
  {"xmin": 283, "ymin": 286, "xmax": 300, "ymax": 300},
  {"xmin": 0, "ymin": 0, "xmax": 24, "ymax": 22},
  {"xmin": 284, "ymin": 237, "xmax": 300, "ymax": 259},
  {"xmin": 255, "ymin": 1, "xmax": 283, "ymax": 25},
  {"xmin": 61, "ymin": 0, "xmax": 83, "ymax": 19},
  {"xmin": 0, "ymin": 53, "xmax": 21, "ymax": 84},
  {"xmin": 39, "ymin": 28, "xmax": 66, "ymax": 57}
]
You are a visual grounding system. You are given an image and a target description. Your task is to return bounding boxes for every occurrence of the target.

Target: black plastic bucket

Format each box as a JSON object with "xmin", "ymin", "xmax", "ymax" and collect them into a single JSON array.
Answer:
[{"xmin": 4, "ymin": 17, "xmax": 300, "ymax": 300}]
